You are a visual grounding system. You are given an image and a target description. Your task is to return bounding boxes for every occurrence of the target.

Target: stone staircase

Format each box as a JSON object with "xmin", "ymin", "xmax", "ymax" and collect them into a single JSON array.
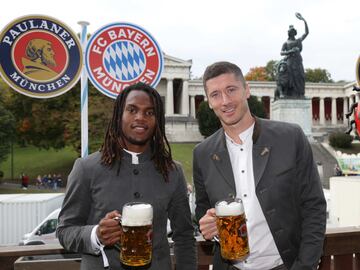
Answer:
[{"xmin": 310, "ymin": 142, "xmax": 338, "ymax": 189}]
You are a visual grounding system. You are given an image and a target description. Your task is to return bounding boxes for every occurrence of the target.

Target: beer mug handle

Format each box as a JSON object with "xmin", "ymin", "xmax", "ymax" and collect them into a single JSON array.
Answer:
[
  {"xmin": 113, "ymin": 216, "xmax": 122, "ymax": 225},
  {"xmin": 113, "ymin": 216, "xmax": 122, "ymax": 251},
  {"xmin": 213, "ymin": 235, "xmax": 220, "ymax": 243}
]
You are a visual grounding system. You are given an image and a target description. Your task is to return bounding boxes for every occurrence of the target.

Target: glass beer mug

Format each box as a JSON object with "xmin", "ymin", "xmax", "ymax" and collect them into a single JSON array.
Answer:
[
  {"xmin": 119, "ymin": 202, "xmax": 153, "ymax": 266},
  {"xmin": 215, "ymin": 198, "xmax": 249, "ymax": 260}
]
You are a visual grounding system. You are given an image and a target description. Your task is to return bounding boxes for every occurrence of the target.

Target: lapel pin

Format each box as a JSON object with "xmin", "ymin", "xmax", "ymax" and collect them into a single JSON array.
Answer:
[
  {"xmin": 261, "ymin": 147, "xmax": 269, "ymax": 156},
  {"xmin": 212, "ymin": 154, "xmax": 220, "ymax": 161}
]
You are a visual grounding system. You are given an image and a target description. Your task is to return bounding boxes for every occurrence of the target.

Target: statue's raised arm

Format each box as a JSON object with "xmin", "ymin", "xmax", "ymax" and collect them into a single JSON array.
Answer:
[{"xmin": 295, "ymin": 12, "xmax": 309, "ymax": 41}]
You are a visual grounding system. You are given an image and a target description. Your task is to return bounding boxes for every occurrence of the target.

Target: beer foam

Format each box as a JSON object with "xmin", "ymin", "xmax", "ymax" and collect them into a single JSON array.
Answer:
[
  {"xmin": 122, "ymin": 203, "xmax": 153, "ymax": 226},
  {"xmin": 215, "ymin": 201, "xmax": 244, "ymax": 216}
]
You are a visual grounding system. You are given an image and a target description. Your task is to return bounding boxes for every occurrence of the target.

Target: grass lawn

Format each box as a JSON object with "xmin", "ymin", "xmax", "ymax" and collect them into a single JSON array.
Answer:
[
  {"xmin": 0, "ymin": 143, "xmax": 197, "ymax": 191},
  {"xmin": 0, "ymin": 145, "xmax": 78, "ymax": 185}
]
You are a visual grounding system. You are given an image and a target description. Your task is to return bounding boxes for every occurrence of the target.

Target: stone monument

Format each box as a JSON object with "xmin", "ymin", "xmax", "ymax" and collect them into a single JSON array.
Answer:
[{"xmin": 272, "ymin": 12, "xmax": 312, "ymax": 136}]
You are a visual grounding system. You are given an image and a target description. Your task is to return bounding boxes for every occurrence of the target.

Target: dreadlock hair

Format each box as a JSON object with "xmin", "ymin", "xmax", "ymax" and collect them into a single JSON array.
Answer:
[{"xmin": 101, "ymin": 82, "xmax": 175, "ymax": 182}]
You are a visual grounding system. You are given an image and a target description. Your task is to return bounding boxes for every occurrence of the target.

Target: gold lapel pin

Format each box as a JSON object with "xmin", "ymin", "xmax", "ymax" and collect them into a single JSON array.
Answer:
[
  {"xmin": 212, "ymin": 154, "xmax": 220, "ymax": 161},
  {"xmin": 261, "ymin": 147, "xmax": 269, "ymax": 156}
]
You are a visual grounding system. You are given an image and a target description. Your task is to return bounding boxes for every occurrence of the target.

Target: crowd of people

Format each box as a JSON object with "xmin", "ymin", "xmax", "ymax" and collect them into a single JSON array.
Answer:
[{"xmin": 20, "ymin": 173, "xmax": 63, "ymax": 189}]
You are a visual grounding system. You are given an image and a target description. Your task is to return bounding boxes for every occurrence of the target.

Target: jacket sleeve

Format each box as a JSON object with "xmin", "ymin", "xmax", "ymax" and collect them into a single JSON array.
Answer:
[
  {"xmin": 193, "ymin": 145, "xmax": 212, "ymax": 223},
  {"xmin": 56, "ymin": 158, "xmax": 97, "ymax": 255},
  {"xmin": 168, "ymin": 164, "xmax": 197, "ymax": 270},
  {"xmin": 291, "ymin": 127, "xmax": 327, "ymax": 269}
]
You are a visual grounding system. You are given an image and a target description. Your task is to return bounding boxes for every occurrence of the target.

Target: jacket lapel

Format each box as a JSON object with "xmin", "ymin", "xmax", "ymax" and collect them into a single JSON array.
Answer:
[
  {"xmin": 253, "ymin": 145, "xmax": 271, "ymax": 187},
  {"xmin": 211, "ymin": 131, "xmax": 236, "ymax": 192},
  {"xmin": 252, "ymin": 118, "xmax": 270, "ymax": 187}
]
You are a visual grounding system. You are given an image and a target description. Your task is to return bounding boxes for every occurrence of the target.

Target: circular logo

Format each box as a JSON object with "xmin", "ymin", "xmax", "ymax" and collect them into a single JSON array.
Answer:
[
  {"xmin": 86, "ymin": 22, "xmax": 164, "ymax": 99},
  {"xmin": 0, "ymin": 15, "xmax": 82, "ymax": 98}
]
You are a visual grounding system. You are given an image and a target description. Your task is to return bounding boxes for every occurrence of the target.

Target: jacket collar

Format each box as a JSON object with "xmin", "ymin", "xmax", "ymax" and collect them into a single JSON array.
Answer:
[{"xmin": 211, "ymin": 117, "xmax": 270, "ymax": 188}]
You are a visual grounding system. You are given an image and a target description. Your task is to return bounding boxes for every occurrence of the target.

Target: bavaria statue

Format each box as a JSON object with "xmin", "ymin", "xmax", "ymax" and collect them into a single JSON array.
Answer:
[{"xmin": 275, "ymin": 12, "xmax": 308, "ymax": 99}]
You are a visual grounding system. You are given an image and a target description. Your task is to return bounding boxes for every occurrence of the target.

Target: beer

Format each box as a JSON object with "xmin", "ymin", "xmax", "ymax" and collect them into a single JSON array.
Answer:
[
  {"xmin": 120, "ymin": 202, "xmax": 153, "ymax": 266},
  {"xmin": 215, "ymin": 199, "xmax": 249, "ymax": 260}
]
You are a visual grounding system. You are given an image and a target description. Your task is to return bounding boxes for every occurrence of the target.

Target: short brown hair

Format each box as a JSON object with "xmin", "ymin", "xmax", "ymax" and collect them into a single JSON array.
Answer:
[{"xmin": 203, "ymin": 61, "xmax": 246, "ymax": 91}]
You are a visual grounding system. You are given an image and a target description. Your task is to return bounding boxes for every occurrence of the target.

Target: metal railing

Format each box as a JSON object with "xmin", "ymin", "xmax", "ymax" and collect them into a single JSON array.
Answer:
[{"xmin": 0, "ymin": 226, "xmax": 359, "ymax": 270}]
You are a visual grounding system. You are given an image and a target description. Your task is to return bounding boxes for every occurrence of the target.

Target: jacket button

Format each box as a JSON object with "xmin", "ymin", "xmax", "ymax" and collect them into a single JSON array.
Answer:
[
  {"xmin": 134, "ymin": 192, "xmax": 140, "ymax": 198},
  {"xmin": 133, "ymin": 169, "xmax": 139, "ymax": 175}
]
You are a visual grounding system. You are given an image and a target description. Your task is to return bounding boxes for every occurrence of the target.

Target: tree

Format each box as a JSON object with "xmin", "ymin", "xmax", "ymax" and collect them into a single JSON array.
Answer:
[
  {"xmin": 245, "ymin": 67, "xmax": 268, "ymax": 81},
  {"xmin": 197, "ymin": 101, "xmax": 221, "ymax": 137},
  {"xmin": 197, "ymin": 95, "xmax": 266, "ymax": 137},
  {"xmin": 0, "ymin": 76, "xmax": 114, "ymax": 154},
  {"xmin": 0, "ymin": 99, "xmax": 15, "ymax": 164},
  {"xmin": 248, "ymin": 96, "xmax": 266, "ymax": 118},
  {"xmin": 305, "ymin": 68, "xmax": 333, "ymax": 83},
  {"xmin": 265, "ymin": 60, "xmax": 278, "ymax": 81}
]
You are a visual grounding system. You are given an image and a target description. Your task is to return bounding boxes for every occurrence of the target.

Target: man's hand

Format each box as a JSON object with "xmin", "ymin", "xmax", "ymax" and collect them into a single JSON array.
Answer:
[
  {"xmin": 199, "ymin": 208, "xmax": 218, "ymax": 240},
  {"xmin": 96, "ymin": 210, "xmax": 122, "ymax": 246}
]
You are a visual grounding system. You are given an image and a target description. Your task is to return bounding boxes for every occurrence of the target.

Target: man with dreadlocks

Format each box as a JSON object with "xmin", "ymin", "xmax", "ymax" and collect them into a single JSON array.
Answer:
[{"xmin": 57, "ymin": 82, "xmax": 197, "ymax": 270}]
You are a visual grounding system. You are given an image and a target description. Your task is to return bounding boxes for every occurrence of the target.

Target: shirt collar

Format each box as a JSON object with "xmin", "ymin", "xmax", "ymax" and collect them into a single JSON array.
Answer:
[{"xmin": 225, "ymin": 123, "xmax": 255, "ymax": 146}]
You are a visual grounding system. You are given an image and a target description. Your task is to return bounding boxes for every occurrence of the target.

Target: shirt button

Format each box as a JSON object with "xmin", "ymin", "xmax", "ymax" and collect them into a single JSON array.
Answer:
[
  {"xmin": 133, "ymin": 169, "xmax": 139, "ymax": 175},
  {"xmin": 244, "ymin": 194, "xmax": 247, "ymax": 197},
  {"xmin": 241, "ymin": 170, "xmax": 245, "ymax": 173},
  {"xmin": 134, "ymin": 192, "xmax": 140, "ymax": 198},
  {"xmin": 240, "ymin": 148, "xmax": 243, "ymax": 151}
]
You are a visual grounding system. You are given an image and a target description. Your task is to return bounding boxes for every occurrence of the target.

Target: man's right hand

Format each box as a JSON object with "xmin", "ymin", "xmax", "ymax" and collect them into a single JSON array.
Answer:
[
  {"xmin": 96, "ymin": 210, "xmax": 122, "ymax": 246},
  {"xmin": 199, "ymin": 208, "xmax": 218, "ymax": 240}
]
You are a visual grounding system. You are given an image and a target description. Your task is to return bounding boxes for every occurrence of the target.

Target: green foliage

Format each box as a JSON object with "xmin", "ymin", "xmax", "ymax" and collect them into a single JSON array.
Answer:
[
  {"xmin": 329, "ymin": 132, "xmax": 353, "ymax": 148},
  {"xmin": 248, "ymin": 96, "xmax": 266, "ymax": 118},
  {"xmin": 0, "ymin": 76, "xmax": 114, "ymax": 155},
  {"xmin": 197, "ymin": 101, "xmax": 221, "ymax": 137},
  {"xmin": 305, "ymin": 68, "xmax": 333, "ymax": 83},
  {"xmin": 0, "ymin": 98, "xmax": 16, "ymax": 163},
  {"xmin": 265, "ymin": 60, "xmax": 278, "ymax": 81}
]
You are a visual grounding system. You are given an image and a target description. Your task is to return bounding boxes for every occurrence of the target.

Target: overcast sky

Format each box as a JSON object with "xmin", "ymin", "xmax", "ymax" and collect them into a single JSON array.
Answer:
[{"xmin": 1, "ymin": 0, "xmax": 359, "ymax": 82}]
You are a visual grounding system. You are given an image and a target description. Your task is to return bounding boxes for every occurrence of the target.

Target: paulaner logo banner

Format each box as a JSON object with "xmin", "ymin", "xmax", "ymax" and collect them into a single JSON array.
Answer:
[
  {"xmin": 85, "ymin": 22, "xmax": 164, "ymax": 99},
  {"xmin": 0, "ymin": 15, "xmax": 83, "ymax": 98}
]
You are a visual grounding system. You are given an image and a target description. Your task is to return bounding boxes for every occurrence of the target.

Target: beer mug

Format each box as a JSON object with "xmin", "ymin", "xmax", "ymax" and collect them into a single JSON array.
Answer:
[
  {"xmin": 215, "ymin": 198, "xmax": 249, "ymax": 260},
  {"xmin": 119, "ymin": 202, "xmax": 153, "ymax": 266}
]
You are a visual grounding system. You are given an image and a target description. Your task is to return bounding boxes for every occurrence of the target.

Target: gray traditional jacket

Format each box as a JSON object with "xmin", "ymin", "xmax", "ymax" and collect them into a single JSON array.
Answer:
[
  {"xmin": 193, "ymin": 117, "xmax": 326, "ymax": 270},
  {"xmin": 57, "ymin": 149, "xmax": 196, "ymax": 270}
]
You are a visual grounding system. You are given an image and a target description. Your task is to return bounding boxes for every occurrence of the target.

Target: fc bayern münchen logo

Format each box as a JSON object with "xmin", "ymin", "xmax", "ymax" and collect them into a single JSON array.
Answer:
[
  {"xmin": 0, "ymin": 15, "xmax": 82, "ymax": 98},
  {"xmin": 86, "ymin": 22, "xmax": 164, "ymax": 99}
]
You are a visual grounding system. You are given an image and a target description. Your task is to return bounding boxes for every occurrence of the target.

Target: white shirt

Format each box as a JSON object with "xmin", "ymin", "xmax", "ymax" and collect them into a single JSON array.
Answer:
[
  {"xmin": 225, "ymin": 124, "xmax": 283, "ymax": 270},
  {"xmin": 90, "ymin": 149, "xmax": 140, "ymax": 268}
]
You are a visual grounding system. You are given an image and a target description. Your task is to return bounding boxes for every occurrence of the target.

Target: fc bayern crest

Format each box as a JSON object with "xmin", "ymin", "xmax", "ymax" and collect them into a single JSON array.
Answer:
[
  {"xmin": 0, "ymin": 15, "xmax": 82, "ymax": 98},
  {"xmin": 86, "ymin": 22, "xmax": 164, "ymax": 99}
]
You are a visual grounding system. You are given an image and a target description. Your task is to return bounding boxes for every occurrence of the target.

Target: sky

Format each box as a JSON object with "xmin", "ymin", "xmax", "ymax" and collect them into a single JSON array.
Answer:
[{"xmin": 1, "ymin": 0, "xmax": 359, "ymax": 82}]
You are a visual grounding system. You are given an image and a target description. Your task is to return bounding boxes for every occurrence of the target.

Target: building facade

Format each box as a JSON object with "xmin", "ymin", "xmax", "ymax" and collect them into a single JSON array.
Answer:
[{"xmin": 160, "ymin": 54, "xmax": 358, "ymax": 142}]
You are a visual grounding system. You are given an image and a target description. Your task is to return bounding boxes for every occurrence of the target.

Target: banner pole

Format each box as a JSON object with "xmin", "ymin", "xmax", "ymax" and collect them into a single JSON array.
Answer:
[{"xmin": 78, "ymin": 21, "xmax": 90, "ymax": 158}]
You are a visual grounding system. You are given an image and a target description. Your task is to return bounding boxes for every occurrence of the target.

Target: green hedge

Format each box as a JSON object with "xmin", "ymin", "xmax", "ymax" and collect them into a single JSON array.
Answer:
[{"xmin": 329, "ymin": 132, "xmax": 353, "ymax": 148}]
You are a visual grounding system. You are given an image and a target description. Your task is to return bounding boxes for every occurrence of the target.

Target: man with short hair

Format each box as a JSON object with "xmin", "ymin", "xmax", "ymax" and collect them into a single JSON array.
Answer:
[
  {"xmin": 57, "ymin": 82, "xmax": 196, "ymax": 270},
  {"xmin": 193, "ymin": 61, "xmax": 326, "ymax": 270}
]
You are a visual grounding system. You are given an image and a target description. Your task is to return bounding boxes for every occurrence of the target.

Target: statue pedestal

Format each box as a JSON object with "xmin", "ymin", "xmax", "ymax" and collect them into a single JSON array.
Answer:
[{"xmin": 272, "ymin": 98, "xmax": 312, "ymax": 137}]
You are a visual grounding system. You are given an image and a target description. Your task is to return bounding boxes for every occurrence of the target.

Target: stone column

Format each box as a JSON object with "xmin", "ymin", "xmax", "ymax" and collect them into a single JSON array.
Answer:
[
  {"xmin": 331, "ymin": 97, "xmax": 337, "ymax": 125},
  {"xmin": 190, "ymin": 95, "xmax": 196, "ymax": 118},
  {"xmin": 181, "ymin": 80, "xmax": 189, "ymax": 116},
  {"xmin": 166, "ymin": 79, "xmax": 174, "ymax": 116},
  {"xmin": 319, "ymin": 97, "xmax": 325, "ymax": 125},
  {"xmin": 343, "ymin": 97, "xmax": 348, "ymax": 125}
]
